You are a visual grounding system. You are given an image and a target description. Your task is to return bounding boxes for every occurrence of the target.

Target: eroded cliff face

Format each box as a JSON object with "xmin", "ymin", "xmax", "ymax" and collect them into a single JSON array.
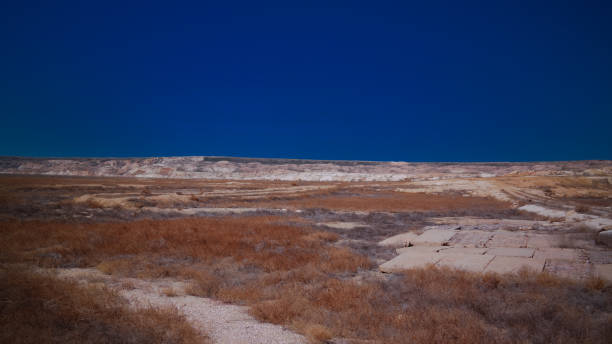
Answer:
[{"xmin": 1, "ymin": 156, "xmax": 610, "ymax": 181}]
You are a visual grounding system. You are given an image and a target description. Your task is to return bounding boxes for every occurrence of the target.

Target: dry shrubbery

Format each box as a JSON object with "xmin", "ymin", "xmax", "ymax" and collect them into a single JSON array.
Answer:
[
  {"xmin": 1, "ymin": 216, "xmax": 370, "ymax": 342},
  {"xmin": 237, "ymin": 266, "xmax": 611, "ymax": 344},
  {"xmin": 385, "ymin": 268, "xmax": 611, "ymax": 343},
  {"xmin": 2, "ymin": 216, "xmax": 611, "ymax": 343},
  {"xmin": 575, "ymin": 204, "xmax": 591, "ymax": 213},
  {"xmin": 1, "ymin": 216, "xmax": 365, "ymax": 274},
  {"xmin": 0, "ymin": 268, "xmax": 203, "ymax": 344}
]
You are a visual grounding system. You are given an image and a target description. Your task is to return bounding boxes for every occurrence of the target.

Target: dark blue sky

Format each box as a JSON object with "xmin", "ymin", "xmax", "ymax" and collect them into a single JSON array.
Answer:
[{"xmin": 1, "ymin": 1, "xmax": 611, "ymax": 161}]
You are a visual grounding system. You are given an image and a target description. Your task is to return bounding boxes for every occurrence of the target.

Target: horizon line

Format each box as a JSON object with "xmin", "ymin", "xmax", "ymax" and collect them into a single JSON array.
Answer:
[{"xmin": 1, "ymin": 155, "xmax": 610, "ymax": 164}]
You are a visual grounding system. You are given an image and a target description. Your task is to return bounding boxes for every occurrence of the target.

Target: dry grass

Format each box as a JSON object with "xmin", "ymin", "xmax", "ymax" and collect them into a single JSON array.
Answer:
[
  {"xmin": 2, "ymin": 216, "xmax": 610, "ymax": 343},
  {"xmin": 212, "ymin": 190, "xmax": 512, "ymax": 212},
  {"xmin": 300, "ymin": 323, "xmax": 333, "ymax": 342},
  {"xmin": 1, "ymin": 216, "xmax": 367, "ymax": 275},
  {"xmin": 235, "ymin": 266, "xmax": 611, "ymax": 344},
  {"xmin": 0, "ymin": 268, "xmax": 204, "ymax": 344},
  {"xmin": 575, "ymin": 204, "xmax": 591, "ymax": 213}
]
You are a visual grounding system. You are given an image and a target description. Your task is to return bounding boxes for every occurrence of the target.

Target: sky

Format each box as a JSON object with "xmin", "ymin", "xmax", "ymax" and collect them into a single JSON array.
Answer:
[{"xmin": 1, "ymin": 1, "xmax": 611, "ymax": 161}]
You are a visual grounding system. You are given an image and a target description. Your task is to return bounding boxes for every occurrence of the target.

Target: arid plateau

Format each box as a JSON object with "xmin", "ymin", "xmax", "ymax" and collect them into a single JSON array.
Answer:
[{"xmin": 1, "ymin": 157, "xmax": 611, "ymax": 344}]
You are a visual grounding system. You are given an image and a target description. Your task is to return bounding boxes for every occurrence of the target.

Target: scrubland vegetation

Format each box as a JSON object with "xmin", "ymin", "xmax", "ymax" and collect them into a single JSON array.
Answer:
[
  {"xmin": 0, "ymin": 175, "xmax": 514, "ymax": 221},
  {"xmin": 2, "ymin": 174, "xmax": 611, "ymax": 343},
  {"xmin": 2, "ymin": 216, "xmax": 611, "ymax": 343},
  {"xmin": 0, "ymin": 268, "xmax": 203, "ymax": 344}
]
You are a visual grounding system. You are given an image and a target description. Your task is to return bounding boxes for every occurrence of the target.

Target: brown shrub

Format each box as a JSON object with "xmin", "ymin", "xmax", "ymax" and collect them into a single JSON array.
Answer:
[
  {"xmin": 85, "ymin": 198, "xmax": 105, "ymax": 208},
  {"xmin": 241, "ymin": 265, "xmax": 611, "ymax": 343},
  {"xmin": 542, "ymin": 187, "xmax": 554, "ymax": 197},
  {"xmin": 298, "ymin": 323, "xmax": 333, "ymax": 343},
  {"xmin": 575, "ymin": 204, "xmax": 591, "ymax": 213},
  {"xmin": 183, "ymin": 268, "xmax": 222, "ymax": 298},
  {"xmin": 1, "ymin": 216, "xmax": 368, "ymax": 274},
  {"xmin": 213, "ymin": 190, "xmax": 512, "ymax": 213},
  {"xmin": 0, "ymin": 268, "xmax": 204, "ymax": 344}
]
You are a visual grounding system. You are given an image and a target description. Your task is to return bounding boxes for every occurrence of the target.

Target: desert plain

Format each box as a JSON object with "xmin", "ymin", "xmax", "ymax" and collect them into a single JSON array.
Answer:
[{"xmin": 1, "ymin": 157, "xmax": 612, "ymax": 343}]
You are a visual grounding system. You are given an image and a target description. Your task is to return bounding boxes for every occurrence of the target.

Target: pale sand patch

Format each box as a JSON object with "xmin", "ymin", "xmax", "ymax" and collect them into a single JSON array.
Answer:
[
  {"xmin": 519, "ymin": 204, "xmax": 612, "ymax": 230},
  {"xmin": 395, "ymin": 178, "xmax": 513, "ymax": 202},
  {"xmin": 379, "ymin": 251, "xmax": 443, "ymax": 273},
  {"xmin": 320, "ymin": 222, "xmax": 369, "ymax": 230},
  {"xmin": 436, "ymin": 254, "xmax": 495, "ymax": 273},
  {"xmin": 438, "ymin": 247, "xmax": 489, "ymax": 255},
  {"xmin": 411, "ymin": 229, "xmax": 459, "ymax": 246},
  {"xmin": 518, "ymin": 204, "xmax": 567, "ymax": 219},
  {"xmin": 484, "ymin": 256, "xmax": 545, "ymax": 274},
  {"xmin": 594, "ymin": 264, "xmax": 612, "ymax": 283},
  {"xmin": 533, "ymin": 248, "xmax": 580, "ymax": 261},
  {"xmin": 396, "ymin": 246, "xmax": 450, "ymax": 254},
  {"xmin": 447, "ymin": 230, "xmax": 494, "ymax": 248},
  {"xmin": 486, "ymin": 247, "xmax": 535, "ymax": 258},
  {"xmin": 196, "ymin": 185, "xmax": 335, "ymax": 198},
  {"xmin": 378, "ymin": 232, "xmax": 419, "ymax": 247},
  {"xmin": 486, "ymin": 230, "xmax": 528, "ymax": 248},
  {"xmin": 525, "ymin": 234, "xmax": 562, "ymax": 248}
]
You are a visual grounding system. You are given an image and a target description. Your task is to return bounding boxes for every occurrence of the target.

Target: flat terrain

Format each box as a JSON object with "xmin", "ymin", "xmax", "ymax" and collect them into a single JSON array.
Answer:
[{"xmin": 1, "ymin": 159, "xmax": 612, "ymax": 343}]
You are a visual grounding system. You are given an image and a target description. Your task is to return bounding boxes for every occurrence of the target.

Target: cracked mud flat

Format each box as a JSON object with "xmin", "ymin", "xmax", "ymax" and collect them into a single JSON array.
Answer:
[{"xmin": 375, "ymin": 218, "xmax": 612, "ymax": 281}]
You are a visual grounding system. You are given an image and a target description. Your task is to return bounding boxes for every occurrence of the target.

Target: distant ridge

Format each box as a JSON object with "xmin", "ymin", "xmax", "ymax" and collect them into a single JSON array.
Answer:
[{"xmin": 0, "ymin": 156, "xmax": 610, "ymax": 181}]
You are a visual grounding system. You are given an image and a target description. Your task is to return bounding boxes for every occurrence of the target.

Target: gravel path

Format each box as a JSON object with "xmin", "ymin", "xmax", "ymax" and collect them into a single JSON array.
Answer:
[
  {"xmin": 56, "ymin": 268, "xmax": 306, "ymax": 344},
  {"xmin": 122, "ymin": 289, "xmax": 306, "ymax": 344}
]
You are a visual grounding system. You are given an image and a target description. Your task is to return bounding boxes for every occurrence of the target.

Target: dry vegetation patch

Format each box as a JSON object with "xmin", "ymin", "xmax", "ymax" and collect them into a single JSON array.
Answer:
[
  {"xmin": 243, "ymin": 266, "xmax": 612, "ymax": 343},
  {"xmin": 1, "ymin": 216, "xmax": 366, "ymax": 274},
  {"xmin": 0, "ymin": 268, "xmax": 203, "ymax": 344},
  {"xmin": 2, "ymin": 216, "xmax": 611, "ymax": 343},
  {"xmin": 212, "ymin": 190, "xmax": 512, "ymax": 213}
]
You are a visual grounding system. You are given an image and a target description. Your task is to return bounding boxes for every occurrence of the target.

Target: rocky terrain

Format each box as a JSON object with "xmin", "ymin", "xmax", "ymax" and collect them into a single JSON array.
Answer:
[{"xmin": 1, "ymin": 156, "xmax": 611, "ymax": 181}]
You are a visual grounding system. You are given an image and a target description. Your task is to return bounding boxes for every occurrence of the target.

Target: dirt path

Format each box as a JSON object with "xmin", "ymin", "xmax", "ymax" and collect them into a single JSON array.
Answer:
[
  {"xmin": 56, "ymin": 268, "xmax": 306, "ymax": 344},
  {"xmin": 123, "ymin": 289, "xmax": 305, "ymax": 344}
]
